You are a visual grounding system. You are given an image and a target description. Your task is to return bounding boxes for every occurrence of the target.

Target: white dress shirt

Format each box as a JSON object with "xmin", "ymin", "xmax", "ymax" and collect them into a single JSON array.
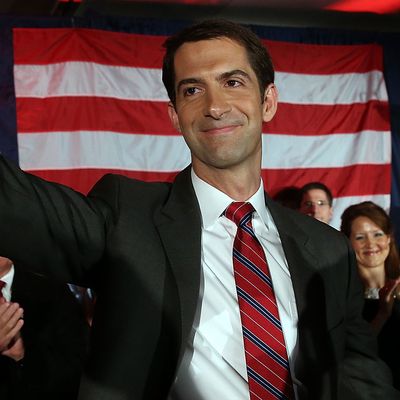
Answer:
[{"xmin": 169, "ymin": 171, "xmax": 299, "ymax": 399}]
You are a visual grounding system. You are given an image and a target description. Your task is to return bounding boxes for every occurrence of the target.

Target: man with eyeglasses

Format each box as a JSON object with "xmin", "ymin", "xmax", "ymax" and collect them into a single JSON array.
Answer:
[{"xmin": 299, "ymin": 182, "xmax": 333, "ymax": 224}]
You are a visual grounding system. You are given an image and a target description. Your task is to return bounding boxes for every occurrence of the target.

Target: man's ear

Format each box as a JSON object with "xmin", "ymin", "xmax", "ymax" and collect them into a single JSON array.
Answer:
[
  {"xmin": 168, "ymin": 102, "xmax": 181, "ymax": 132},
  {"xmin": 262, "ymin": 83, "xmax": 278, "ymax": 123},
  {"xmin": 328, "ymin": 206, "xmax": 333, "ymax": 222}
]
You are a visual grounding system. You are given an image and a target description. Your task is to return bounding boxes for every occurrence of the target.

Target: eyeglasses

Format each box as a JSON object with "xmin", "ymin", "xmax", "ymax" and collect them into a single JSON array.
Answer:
[{"xmin": 302, "ymin": 200, "xmax": 330, "ymax": 208}]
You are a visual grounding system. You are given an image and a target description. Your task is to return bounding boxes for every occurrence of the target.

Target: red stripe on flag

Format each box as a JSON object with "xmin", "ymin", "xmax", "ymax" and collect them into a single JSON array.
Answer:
[
  {"xmin": 265, "ymin": 40, "xmax": 383, "ymax": 73},
  {"xmin": 27, "ymin": 168, "xmax": 179, "ymax": 194},
  {"xmin": 264, "ymin": 164, "xmax": 391, "ymax": 198},
  {"xmin": 27, "ymin": 164, "xmax": 389, "ymax": 197},
  {"xmin": 13, "ymin": 28, "xmax": 383, "ymax": 74},
  {"xmin": 16, "ymin": 97, "xmax": 176, "ymax": 136},
  {"xmin": 265, "ymin": 100, "xmax": 390, "ymax": 135},
  {"xmin": 13, "ymin": 28, "xmax": 167, "ymax": 68},
  {"xmin": 16, "ymin": 97, "xmax": 389, "ymax": 136}
]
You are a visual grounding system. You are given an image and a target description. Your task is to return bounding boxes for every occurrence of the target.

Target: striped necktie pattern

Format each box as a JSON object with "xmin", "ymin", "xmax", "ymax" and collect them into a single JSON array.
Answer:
[{"xmin": 225, "ymin": 201, "xmax": 294, "ymax": 400}]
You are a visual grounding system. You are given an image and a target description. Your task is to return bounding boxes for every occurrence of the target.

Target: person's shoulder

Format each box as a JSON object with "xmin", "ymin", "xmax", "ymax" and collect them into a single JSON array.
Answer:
[
  {"xmin": 89, "ymin": 167, "xmax": 194, "ymax": 206},
  {"xmin": 88, "ymin": 173, "xmax": 173, "ymax": 206},
  {"xmin": 94, "ymin": 173, "xmax": 172, "ymax": 191},
  {"xmin": 268, "ymin": 200, "xmax": 353, "ymax": 272}
]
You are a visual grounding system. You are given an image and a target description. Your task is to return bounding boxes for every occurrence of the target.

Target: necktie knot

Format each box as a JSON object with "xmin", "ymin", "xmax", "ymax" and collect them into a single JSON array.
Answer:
[{"xmin": 225, "ymin": 202, "xmax": 255, "ymax": 227}]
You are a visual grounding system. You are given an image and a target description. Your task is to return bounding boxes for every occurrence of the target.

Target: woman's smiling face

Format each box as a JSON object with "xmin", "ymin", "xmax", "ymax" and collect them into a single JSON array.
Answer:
[{"xmin": 350, "ymin": 216, "xmax": 391, "ymax": 270}]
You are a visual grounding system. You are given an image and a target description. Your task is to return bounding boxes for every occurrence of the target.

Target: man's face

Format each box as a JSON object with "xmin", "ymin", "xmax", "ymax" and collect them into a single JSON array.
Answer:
[
  {"xmin": 168, "ymin": 37, "xmax": 277, "ymax": 179},
  {"xmin": 299, "ymin": 188, "xmax": 333, "ymax": 224}
]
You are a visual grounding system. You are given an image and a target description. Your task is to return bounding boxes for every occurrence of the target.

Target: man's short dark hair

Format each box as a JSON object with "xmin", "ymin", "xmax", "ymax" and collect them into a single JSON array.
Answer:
[
  {"xmin": 162, "ymin": 19, "xmax": 275, "ymax": 106},
  {"xmin": 300, "ymin": 182, "xmax": 333, "ymax": 206}
]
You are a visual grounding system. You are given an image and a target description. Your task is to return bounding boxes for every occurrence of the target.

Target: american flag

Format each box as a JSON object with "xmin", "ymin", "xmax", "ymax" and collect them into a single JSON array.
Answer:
[{"xmin": 5, "ymin": 19, "xmax": 393, "ymax": 230}]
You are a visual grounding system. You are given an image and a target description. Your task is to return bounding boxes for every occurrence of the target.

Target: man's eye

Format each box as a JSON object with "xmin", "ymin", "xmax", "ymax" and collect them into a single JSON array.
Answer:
[
  {"xmin": 183, "ymin": 87, "xmax": 200, "ymax": 96},
  {"xmin": 226, "ymin": 80, "xmax": 241, "ymax": 87}
]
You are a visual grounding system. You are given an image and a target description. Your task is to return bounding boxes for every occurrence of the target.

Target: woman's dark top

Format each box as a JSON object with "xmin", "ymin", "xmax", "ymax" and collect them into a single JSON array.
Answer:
[{"xmin": 363, "ymin": 298, "xmax": 400, "ymax": 389}]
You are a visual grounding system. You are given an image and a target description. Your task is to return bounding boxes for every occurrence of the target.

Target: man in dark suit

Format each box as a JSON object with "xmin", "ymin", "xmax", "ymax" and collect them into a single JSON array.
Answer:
[
  {"xmin": 0, "ymin": 19, "xmax": 398, "ymax": 400},
  {"xmin": 0, "ymin": 256, "xmax": 89, "ymax": 399}
]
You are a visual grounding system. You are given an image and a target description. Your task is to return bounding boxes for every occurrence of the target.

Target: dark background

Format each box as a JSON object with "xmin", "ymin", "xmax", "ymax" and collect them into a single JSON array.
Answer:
[{"xmin": 1, "ymin": 0, "xmax": 400, "ymax": 33}]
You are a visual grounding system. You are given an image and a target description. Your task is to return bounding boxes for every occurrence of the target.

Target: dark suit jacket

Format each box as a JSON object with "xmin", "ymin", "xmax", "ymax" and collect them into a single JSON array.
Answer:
[
  {"xmin": 0, "ymin": 267, "xmax": 89, "ymax": 400},
  {"xmin": 0, "ymin": 156, "xmax": 398, "ymax": 399}
]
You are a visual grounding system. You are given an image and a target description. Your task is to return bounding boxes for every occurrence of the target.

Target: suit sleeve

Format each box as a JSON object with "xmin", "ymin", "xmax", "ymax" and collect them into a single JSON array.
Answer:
[{"xmin": 0, "ymin": 155, "xmax": 113, "ymax": 286}]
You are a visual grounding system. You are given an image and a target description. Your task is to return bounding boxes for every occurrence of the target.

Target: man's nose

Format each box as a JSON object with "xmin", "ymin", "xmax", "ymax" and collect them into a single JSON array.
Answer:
[
  {"xmin": 204, "ymin": 88, "xmax": 231, "ymax": 119},
  {"xmin": 309, "ymin": 204, "xmax": 317, "ymax": 214}
]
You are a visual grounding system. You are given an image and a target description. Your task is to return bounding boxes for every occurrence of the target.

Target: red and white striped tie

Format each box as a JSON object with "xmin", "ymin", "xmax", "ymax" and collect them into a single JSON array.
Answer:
[{"xmin": 225, "ymin": 202, "xmax": 294, "ymax": 400}]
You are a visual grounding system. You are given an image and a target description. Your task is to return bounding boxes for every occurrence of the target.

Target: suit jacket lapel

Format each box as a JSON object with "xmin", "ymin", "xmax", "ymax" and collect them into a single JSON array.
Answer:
[
  {"xmin": 266, "ymin": 196, "xmax": 343, "ymax": 394},
  {"xmin": 266, "ymin": 196, "xmax": 319, "ymax": 320},
  {"xmin": 154, "ymin": 166, "xmax": 202, "ymax": 361}
]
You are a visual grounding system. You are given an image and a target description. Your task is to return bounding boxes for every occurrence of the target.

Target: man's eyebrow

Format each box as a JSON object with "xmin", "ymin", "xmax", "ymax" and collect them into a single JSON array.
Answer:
[
  {"xmin": 219, "ymin": 69, "xmax": 252, "ymax": 81},
  {"xmin": 176, "ymin": 77, "xmax": 204, "ymax": 93},
  {"xmin": 176, "ymin": 70, "xmax": 252, "ymax": 93}
]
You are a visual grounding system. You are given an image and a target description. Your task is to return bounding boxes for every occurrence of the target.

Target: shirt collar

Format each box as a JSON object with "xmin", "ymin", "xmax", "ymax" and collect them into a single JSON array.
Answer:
[{"xmin": 191, "ymin": 169, "xmax": 269, "ymax": 229}]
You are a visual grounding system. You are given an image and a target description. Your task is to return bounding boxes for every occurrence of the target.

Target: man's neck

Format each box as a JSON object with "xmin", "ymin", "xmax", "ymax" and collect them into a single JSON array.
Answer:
[{"xmin": 192, "ymin": 163, "xmax": 262, "ymax": 201}]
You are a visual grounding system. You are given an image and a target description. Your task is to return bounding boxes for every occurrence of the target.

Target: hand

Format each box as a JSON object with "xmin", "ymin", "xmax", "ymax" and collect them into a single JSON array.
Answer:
[
  {"xmin": 2, "ymin": 331, "xmax": 25, "ymax": 361},
  {"xmin": 0, "ymin": 298, "xmax": 24, "ymax": 352},
  {"xmin": 378, "ymin": 278, "xmax": 400, "ymax": 313},
  {"xmin": 371, "ymin": 278, "xmax": 400, "ymax": 333}
]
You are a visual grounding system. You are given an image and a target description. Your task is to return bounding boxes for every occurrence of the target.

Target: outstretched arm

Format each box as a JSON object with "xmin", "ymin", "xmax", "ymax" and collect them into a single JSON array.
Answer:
[{"xmin": 0, "ymin": 156, "xmax": 109, "ymax": 285}]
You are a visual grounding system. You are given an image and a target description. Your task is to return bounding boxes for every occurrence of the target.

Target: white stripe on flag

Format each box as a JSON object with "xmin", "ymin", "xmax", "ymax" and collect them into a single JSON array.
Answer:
[
  {"xmin": 18, "ymin": 131, "xmax": 191, "ymax": 171},
  {"xmin": 262, "ymin": 130, "xmax": 391, "ymax": 168},
  {"xmin": 277, "ymin": 71, "xmax": 388, "ymax": 104},
  {"xmin": 14, "ymin": 62, "xmax": 168, "ymax": 101},
  {"xmin": 18, "ymin": 129, "xmax": 389, "ymax": 171},
  {"xmin": 14, "ymin": 63, "xmax": 387, "ymax": 105}
]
